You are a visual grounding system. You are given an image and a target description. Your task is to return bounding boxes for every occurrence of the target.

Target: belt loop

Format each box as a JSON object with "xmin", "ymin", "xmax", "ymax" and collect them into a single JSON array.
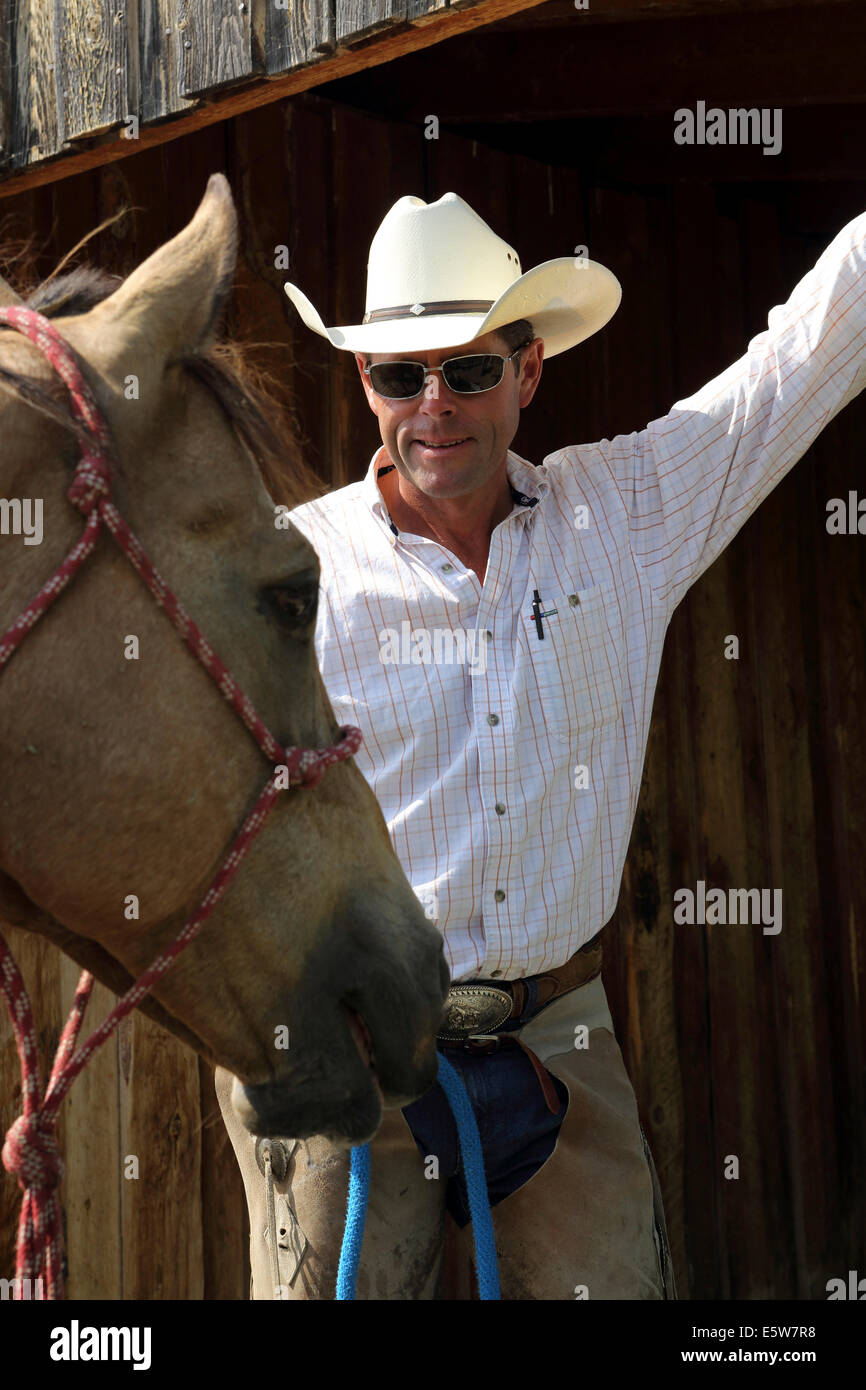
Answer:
[{"xmin": 514, "ymin": 1039, "xmax": 562, "ymax": 1116}]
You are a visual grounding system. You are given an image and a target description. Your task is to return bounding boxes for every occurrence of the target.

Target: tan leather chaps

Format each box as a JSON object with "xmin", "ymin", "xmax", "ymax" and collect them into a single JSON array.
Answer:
[{"xmin": 215, "ymin": 972, "xmax": 677, "ymax": 1300}]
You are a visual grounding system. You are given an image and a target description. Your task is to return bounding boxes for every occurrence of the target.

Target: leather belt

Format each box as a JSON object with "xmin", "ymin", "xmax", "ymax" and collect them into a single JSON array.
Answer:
[{"xmin": 436, "ymin": 930, "xmax": 604, "ymax": 1042}]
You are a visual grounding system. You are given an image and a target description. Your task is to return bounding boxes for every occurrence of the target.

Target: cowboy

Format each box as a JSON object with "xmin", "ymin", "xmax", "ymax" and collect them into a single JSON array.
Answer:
[{"xmin": 217, "ymin": 192, "xmax": 866, "ymax": 1299}]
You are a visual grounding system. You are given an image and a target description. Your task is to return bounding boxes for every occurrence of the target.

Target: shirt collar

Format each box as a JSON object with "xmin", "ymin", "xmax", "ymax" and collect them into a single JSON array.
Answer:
[{"xmin": 362, "ymin": 445, "xmax": 548, "ymax": 539}]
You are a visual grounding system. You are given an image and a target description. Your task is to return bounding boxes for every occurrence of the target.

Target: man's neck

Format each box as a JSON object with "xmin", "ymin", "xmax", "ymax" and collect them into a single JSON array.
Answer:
[{"xmin": 377, "ymin": 454, "xmax": 513, "ymax": 583}]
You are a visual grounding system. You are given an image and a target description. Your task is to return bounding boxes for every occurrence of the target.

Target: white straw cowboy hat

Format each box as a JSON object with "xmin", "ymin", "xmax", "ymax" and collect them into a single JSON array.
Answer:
[{"xmin": 284, "ymin": 192, "xmax": 621, "ymax": 358}]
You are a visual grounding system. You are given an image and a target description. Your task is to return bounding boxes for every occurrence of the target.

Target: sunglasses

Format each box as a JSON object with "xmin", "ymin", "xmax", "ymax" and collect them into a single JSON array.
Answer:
[{"xmin": 363, "ymin": 344, "xmax": 530, "ymax": 400}]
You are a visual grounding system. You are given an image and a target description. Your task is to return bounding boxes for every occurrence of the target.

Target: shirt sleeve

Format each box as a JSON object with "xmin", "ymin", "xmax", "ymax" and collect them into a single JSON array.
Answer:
[{"xmin": 595, "ymin": 209, "xmax": 866, "ymax": 613}]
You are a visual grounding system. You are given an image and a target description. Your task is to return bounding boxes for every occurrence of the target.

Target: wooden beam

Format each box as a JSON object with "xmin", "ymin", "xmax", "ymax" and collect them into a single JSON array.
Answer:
[
  {"xmin": 0, "ymin": 0, "xmax": 549, "ymax": 199},
  {"xmin": 320, "ymin": 3, "xmax": 866, "ymax": 121}
]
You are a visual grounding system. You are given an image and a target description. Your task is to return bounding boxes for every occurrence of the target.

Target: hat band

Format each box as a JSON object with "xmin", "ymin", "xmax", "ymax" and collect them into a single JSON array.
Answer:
[{"xmin": 362, "ymin": 298, "xmax": 494, "ymax": 324}]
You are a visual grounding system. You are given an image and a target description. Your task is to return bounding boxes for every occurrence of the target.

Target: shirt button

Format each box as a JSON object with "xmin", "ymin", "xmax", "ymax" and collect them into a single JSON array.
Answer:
[
  {"xmin": 441, "ymin": 563, "xmax": 454, "ymax": 573},
  {"xmin": 487, "ymin": 713, "xmax": 500, "ymax": 726},
  {"xmin": 481, "ymin": 629, "xmax": 493, "ymax": 642},
  {"xmin": 568, "ymin": 594, "xmax": 580, "ymax": 606},
  {"xmin": 494, "ymin": 889, "xmax": 506, "ymax": 903},
  {"xmin": 494, "ymin": 802, "xmax": 506, "ymax": 815},
  {"xmin": 490, "ymin": 969, "xmax": 503, "ymax": 978}
]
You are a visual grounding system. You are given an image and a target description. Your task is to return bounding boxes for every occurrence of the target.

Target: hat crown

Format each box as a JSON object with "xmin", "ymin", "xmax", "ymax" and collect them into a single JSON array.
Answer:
[{"xmin": 365, "ymin": 193, "xmax": 522, "ymax": 314}]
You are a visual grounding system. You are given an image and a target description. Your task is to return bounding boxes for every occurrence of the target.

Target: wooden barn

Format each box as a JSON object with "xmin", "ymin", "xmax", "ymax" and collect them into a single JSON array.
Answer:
[{"xmin": 1, "ymin": 0, "xmax": 864, "ymax": 1301}]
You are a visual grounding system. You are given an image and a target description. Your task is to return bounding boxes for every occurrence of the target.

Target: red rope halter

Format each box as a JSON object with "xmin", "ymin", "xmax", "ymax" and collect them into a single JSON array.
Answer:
[{"xmin": 0, "ymin": 305, "xmax": 362, "ymax": 1299}]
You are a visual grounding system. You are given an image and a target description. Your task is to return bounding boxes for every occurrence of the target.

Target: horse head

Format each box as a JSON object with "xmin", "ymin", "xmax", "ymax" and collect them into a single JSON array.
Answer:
[{"xmin": 0, "ymin": 175, "xmax": 449, "ymax": 1146}]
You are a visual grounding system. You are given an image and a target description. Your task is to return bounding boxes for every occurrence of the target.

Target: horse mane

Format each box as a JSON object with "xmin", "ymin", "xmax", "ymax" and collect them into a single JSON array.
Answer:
[{"xmin": 0, "ymin": 262, "xmax": 326, "ymax": 508}]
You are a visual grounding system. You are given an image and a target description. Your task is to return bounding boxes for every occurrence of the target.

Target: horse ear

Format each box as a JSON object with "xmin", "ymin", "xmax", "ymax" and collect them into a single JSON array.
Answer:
[
  {"xmin": 0, "ymin": 274, "xmax": 24, "ymax": 306},
  {"xmin": 82, "ymin": 172, "xmax": 239, "ymax": 362}
]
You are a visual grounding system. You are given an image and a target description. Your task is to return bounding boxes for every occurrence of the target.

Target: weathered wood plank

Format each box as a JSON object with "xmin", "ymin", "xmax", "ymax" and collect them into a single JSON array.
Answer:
[
  {"xmin": 805, "ymin": 290, "xmax": 866, "ymax": 1286},
  {"xmin": 61, "ymin": 961, "xmax": 123, "ymax": 1300},
  {"xmin": 54, "ymin": 0, "xmax": 130, "ymax": 143},
  {"xmin": 586, "ymin": 181, "xmax": 687, "ymax": 1293},
  {"xmin": 177, "ymin": 0, "xmax": 258, "ymax": 97},
  {"xmin": 0, "ymin": 1, "xmax": 13, "ymax": 170},
  {"xmin": 199, "ymin": 1059, "xmax": 248, "ymax": 1298},
  {"xmin": 735, "ymin": 197, "xmax": 811, "ymax": 1297},
  {"xmin": 139, "ymin": 0, "xmax": 197, "ymax": 125},
  {"xmin": 614, "ymin": 743, "xmax": 688, "ymax": 1290},
  {"xmin": 119, "ymin": 1010, "xmax": 203, "ymax": 1299},
  {"xmin": 336, "ymin": 0, "xmax": 406, "ymax": 46},
  {"xmin": 10, "ymin": 0, "xmax": 59, "ymax": 168},
  {"xmin": 264, "ymin": 0, "xmax": 335, "ymax": 74},
  {"xmin": 662, "ymin": 592, "xmax": 718, "ymax": 1297}
]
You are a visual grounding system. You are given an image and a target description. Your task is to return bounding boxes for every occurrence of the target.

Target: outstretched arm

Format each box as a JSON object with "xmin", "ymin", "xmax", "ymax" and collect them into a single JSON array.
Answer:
[{"xmin": 593, "ymin": 211, "xmax": 866, "ymax": 614}]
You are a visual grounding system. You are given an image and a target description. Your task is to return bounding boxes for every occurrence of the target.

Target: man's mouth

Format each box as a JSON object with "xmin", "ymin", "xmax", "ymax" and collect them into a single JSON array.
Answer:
[{"xmin": 412, "ymin": 437, "xmax": 470, "ymax": 452}]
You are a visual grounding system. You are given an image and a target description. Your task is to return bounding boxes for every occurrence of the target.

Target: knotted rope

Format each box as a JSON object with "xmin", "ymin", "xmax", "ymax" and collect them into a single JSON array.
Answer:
[{"xmin": 0, "ymin": 305, "xmax": 361, "ymax": 1298}]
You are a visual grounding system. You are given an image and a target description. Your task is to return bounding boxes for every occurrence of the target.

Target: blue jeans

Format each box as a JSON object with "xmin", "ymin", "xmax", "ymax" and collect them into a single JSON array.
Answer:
[{"xmin": 401, "ymin": 1039, "xmax": 569, "ymax": 1229}]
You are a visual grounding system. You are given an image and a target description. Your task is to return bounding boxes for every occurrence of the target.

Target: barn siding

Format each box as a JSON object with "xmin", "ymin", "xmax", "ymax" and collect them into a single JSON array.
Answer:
[
  {"xmin": 1, "ymin": 92, "xmax": 864, "ymax": 1300},
  {"xmin": 0, "ymin": 0, "xmax": 510, "ymax": 180}
]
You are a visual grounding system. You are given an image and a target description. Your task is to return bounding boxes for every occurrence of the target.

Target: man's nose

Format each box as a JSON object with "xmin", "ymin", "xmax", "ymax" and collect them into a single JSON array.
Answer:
[{"xmin": 418, "ymin": 372, "xmax": 457, "ymax": 414}]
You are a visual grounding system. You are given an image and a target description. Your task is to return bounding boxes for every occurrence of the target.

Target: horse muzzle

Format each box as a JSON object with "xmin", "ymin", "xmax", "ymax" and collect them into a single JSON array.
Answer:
[{"xmin": 227, "ymin": 1001, "xmax": 440, "ymax": 1146}]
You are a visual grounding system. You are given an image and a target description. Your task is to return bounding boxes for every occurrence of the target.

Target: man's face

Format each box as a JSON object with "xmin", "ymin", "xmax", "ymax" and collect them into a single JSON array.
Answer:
[{"xmin": 355, "ymin": 330, "xmax": 543, "ymax": 502}]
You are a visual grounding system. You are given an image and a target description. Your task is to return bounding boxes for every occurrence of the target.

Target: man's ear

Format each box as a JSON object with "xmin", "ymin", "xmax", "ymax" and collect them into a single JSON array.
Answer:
[{"xmin": 518, "ymin": 338, "xmax": 544, "ymax": 410}]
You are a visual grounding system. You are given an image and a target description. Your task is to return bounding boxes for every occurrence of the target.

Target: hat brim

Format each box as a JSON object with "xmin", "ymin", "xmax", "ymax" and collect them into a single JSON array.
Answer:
[{"xmin": 284, "ymin": 258, "xmax": 621, "ymax": 359}]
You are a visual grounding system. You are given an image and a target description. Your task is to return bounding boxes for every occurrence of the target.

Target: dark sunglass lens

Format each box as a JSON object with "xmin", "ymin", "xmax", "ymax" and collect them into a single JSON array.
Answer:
[
  {"xmin": 369, "ymin": 362, "xmax": 425, "ymax": 398},
  {"xmin": 442, "ymin": 354, "xmax": 505, "ymax": 393}
]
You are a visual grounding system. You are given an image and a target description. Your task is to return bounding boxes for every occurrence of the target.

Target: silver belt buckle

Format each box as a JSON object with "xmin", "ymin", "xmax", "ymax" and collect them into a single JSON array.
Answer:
[{"xmin": 437, "ymin": 984, "xmax": 513, "ymax": 1041}]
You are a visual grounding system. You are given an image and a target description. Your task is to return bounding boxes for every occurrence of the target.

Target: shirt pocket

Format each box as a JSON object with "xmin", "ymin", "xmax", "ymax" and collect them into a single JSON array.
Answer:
[{"xmin": 515, "ymin": 579, "xmax": 624, "ymax": 746}]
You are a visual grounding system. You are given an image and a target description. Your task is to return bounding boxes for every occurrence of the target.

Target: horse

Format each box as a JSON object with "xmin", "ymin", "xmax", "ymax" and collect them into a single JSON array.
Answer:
[{"xmin": 0, "ymin": 174, "xmax": 449, "ymax": 1179}]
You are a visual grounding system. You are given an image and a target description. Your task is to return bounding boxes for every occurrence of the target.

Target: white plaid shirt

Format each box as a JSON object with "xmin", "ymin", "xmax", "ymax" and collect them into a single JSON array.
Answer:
[{"xmin": 289, "ymin": 211, "xmax": 866, "ymax": 984}]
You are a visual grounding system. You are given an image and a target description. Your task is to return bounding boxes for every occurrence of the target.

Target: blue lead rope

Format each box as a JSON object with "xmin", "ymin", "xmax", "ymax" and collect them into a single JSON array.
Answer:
[{"xmin": 335, "ymin": 1050, "xmax": 501, "ymax": 1300}]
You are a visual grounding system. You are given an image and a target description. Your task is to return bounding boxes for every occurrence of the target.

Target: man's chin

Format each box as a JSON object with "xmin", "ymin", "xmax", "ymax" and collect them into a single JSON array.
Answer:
[{"xmin": 400, "ymin": 449, "xmax": 486, "ymax": 498}]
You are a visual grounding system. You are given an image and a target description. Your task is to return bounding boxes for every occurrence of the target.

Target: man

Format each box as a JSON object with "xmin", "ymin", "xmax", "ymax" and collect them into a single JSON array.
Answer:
[{"xmin": 217, "ymin": 191, "xmax": 866, "ymax": 1300}]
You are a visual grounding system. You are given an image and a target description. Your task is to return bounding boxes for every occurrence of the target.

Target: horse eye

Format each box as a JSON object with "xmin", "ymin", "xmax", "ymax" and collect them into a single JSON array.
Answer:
[{"xmin": 263, "ymin": 583, "xmax": 318, "ymax": 628}]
